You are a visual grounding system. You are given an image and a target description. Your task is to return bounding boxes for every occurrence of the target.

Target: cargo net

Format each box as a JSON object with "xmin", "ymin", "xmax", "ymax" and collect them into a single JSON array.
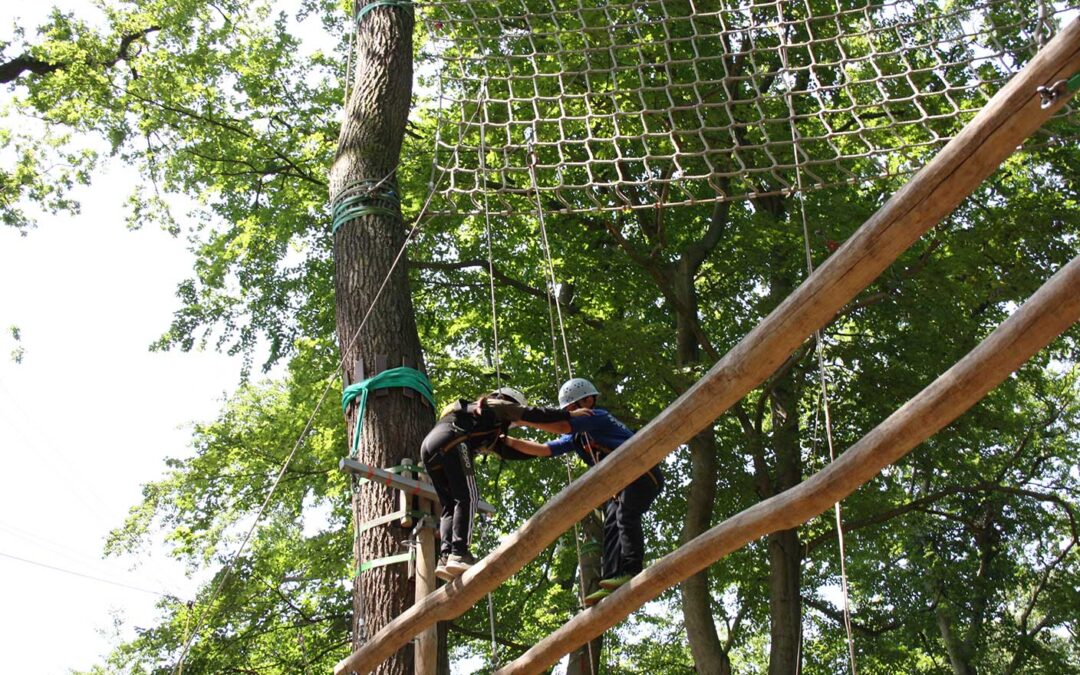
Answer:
[{"xmin": 416, "ymin": 0, "xmax": 1078, "ymax": 216}]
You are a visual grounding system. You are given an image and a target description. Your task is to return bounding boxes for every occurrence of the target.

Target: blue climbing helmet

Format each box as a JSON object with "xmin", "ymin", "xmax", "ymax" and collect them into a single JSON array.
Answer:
[{"xmin": 558, "ymin": 378, "xmax": 599, "ymax": 409}]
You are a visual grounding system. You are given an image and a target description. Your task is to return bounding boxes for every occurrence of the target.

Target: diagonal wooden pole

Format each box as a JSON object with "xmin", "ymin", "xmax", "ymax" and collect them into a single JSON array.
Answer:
[
  {"xmin": 496, "ymin": 253, "xmax": 1080, "ymax": 674},
  {"xmin": 334, "ymin": 18, "xmax": 1080, "ymax": 675}
]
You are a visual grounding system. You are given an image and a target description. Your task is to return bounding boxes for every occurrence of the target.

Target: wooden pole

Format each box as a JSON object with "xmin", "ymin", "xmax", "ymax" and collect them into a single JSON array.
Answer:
[
  {"xmin": 414, "ymin": 476, "xmax": 438, "ymax": 675},
  {"xmin": 495, "ymin": 254, "xmax": 1080, "ymax": 674},
  {"xmin": 333, "ymin": 18, "xmax": 1080, "ymax": 675}
]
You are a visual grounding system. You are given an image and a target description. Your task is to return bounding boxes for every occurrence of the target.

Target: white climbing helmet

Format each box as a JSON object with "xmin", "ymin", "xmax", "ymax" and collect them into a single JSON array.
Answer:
[
  {"xmin": 558, "ymin": 378, "xmax": 599, "ymax": 409},
  {"xmin": 492, "ymin": 386, "xmax": 528, "ymax": 407}
]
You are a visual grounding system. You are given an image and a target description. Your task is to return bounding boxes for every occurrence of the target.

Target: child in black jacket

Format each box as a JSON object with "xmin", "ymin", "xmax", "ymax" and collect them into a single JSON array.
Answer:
[{"xmin": 421, "ymin": 386, "xmax": 577, "ymax": 579}]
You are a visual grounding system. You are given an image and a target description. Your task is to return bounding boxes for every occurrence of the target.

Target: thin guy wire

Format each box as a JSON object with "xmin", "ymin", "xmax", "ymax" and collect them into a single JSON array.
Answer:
[
  {"xmin": 0, "ymin": 549, "xmax": 176, "ymax": 598},
  {"xmin": 527, "ymin": 133, "xmax": 573, "ymax": 379},
  {"xmin": 478, "ymin": 82, "xmax": 503, "ymax": 390},
  {"xmin": 776, "ymin": 16, "xmax": 858, "ymax": 674}
]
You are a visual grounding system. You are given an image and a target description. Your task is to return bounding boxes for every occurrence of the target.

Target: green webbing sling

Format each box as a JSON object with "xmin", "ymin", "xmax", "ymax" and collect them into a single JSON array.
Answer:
[
  {"xmin": 355, "ymin": 0, "xmax": 413, "ymax": 25},
  {"xmin": 341, "ymin": 366, "xmax": 436, "ymax": 457}
]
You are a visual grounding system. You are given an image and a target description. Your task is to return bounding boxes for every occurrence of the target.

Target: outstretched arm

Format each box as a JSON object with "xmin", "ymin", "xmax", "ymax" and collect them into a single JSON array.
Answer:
[
  {"xmin": 513, "ymin": 407, "xmax": 592, "ymax": 435},
  {"xmin": 517, "ymin": 419, "xmax": 572, "ymax": 434},
  {"xmin": 502, "ymin": 436, "xmax": 554, "ymax": 457}
]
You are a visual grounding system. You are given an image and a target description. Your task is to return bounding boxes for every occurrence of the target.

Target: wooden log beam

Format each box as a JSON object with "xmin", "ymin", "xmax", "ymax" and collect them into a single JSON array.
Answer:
[
  {"xmin": 334, "ymin": 18, "xmax": 1080, "ymax": 675},
  {"xmin": 495, "ymin": 253, "xmax": 1080, "ymax": 673},
  {"xmin": 340, "ymin": 458, "xmax": 496, "ymax": 515}
]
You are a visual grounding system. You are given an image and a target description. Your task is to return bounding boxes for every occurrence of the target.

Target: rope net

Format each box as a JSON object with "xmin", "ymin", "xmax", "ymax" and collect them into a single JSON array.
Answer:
[{"xmin": 417, "ymin": 0, "xmax": 1078, "ymax": 216}]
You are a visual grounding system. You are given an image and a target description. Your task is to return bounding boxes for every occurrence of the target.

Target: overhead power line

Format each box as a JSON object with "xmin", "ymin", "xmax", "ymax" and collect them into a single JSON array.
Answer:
[{"xmin": 0, "ymin": 549, "xmax": 179, "ymax": 599}]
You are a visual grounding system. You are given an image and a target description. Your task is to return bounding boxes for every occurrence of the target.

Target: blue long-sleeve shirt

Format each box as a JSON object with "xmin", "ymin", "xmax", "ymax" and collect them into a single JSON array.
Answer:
[{"xmin": 546, "ymin": 409, "xmax": 663, "ymax": 486}]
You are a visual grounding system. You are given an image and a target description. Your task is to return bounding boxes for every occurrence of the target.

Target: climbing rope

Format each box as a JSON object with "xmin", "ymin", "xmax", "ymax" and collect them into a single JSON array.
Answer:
[
  {"xmin": 776, "ymin": 17, "xmax": 858, "ymax": 675},
  {"xmin": 474, "ymin": 82, "xmax": 507, "ymax": 669},
  {"xmin": 527, "ymin": 129, "xmax": 574, "ymax": 379},
  {"xmin": 524, "ymin": 132, "xmax": 604, "ymax": 674},
  {"xmin": 478, "ymin": 82, "xmax": 503, "ymax": 391}
]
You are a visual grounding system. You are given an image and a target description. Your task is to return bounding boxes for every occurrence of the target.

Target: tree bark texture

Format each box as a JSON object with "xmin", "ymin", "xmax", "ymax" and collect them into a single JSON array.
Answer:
[
  {"xmin": 671, "ymin": 264, "xmax": 729, "ymax": 673},
  {"xmin": 330, "ymin": 7, "xmax": 423, "ymax": 675},
  {"xmin": 567, "ymin": 512, "xmax": 604, "ymax": 675}
]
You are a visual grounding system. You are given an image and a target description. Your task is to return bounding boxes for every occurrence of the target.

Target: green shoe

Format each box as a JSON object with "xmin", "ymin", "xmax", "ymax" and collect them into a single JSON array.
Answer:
[
  {"xmin": 599, "ymin": 574, "xmax": 633, "ymax": 590},
  {"xmin": 584, "ymin": 588, "xmax": 612, "ymax": 607}
]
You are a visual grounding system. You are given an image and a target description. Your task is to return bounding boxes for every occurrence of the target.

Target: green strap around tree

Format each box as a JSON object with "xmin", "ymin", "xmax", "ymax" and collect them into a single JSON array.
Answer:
[
  {"xmin": 331, "ymin": 179, "xmax": 402, "ymax": 234},
  {"xmin": 355, "ymin": 0, "xmax": 413, "ymax": 25},
  {"xmin": 342, "ymin": 366, "xmax": 436, "ymax": 457}
]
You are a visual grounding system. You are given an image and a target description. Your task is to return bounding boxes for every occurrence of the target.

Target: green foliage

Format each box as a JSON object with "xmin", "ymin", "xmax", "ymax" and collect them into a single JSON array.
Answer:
[
  {"xmin": 6, "ymin": 0, "xmax": 1079, "ymax": 672},
  {"xmin": 7, "ymin": 323, "xmax": 24, "ymax": 363}
]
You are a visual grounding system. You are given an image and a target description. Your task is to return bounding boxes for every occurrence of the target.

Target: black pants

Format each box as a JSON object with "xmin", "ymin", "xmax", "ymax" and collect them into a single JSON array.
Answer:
[
  {"xmin": 602, "ymin": 471, "xmax": 661, "ymax": 579},
  {"xmin": 421, "ymin": 424, "xmax": 477, "ymax": 558}
]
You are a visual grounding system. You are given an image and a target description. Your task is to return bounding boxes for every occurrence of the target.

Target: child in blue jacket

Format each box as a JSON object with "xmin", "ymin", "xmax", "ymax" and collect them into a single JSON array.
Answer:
[{"xmin": 502, "ymin": 378, "xmax": 663, "ymax": 605}]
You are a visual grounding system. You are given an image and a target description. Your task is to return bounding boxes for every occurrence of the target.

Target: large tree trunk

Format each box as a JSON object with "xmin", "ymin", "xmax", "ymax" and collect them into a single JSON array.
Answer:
[
  {"xmin": 330, "ymin": 7, "xmax": 423, "ymax": 675},
  {"xmin": 681, "ymin": 431, "xmax": 729, "ymax": 674},
  {"xmin": 567, "ymin": 512, "xmax": 605, "ymax": 675},
  {"xmin": 764, "ymin": 261, "xmax": 804, "ymax": 675},
  {"xmin": 667, "ymin": 262, "xmax": 731, "ymax": 672}
]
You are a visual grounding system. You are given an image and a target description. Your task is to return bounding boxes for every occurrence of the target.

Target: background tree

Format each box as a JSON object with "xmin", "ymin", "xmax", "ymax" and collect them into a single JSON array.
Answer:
[{"xmin": 2, "ymin": 0, "xmax": 1077, "ymax": 673}]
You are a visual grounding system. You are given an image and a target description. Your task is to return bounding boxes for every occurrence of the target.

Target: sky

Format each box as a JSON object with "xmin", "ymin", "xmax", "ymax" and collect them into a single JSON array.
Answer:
[
  {"xmin": 0, "ymin": 5, "xmax": 247, "ymax": 673},
  {"xmin": 0, "ymin": 166, "xmax": 246, "ymax": 671}
]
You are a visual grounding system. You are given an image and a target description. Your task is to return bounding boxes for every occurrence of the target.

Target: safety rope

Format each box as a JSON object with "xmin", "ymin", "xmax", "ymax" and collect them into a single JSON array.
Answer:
[
  {"xmin": 527, "ymin": 129, "xmax": 574, "ymax": 380},
  {"xmin": 776, "ymin": 17, "xmax": 858, "ymax": 675},
  {"xmin": 478, "ymin": 82, "xmax": 503, "ymax": 391},
  {"xmin": 524, "ymin": 128, "xmax": 602, "ymax": 673},
  {"xmin": 474, "ymin": 82, "xmax": 506, "ymax": 670}
]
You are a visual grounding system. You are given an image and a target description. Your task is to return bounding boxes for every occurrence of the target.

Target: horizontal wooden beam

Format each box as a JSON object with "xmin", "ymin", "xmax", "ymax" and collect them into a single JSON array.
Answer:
[
  {"xmin": 340, "ymin": 458, "xmax": 495, "ymax": 515},
  {"xmin": 496, "ymin": 253, "xmax": 1080, "ymax": 674},
  {"xmin": 334, "ymin": 18, "xmax": 1080, "ymax": 675}
]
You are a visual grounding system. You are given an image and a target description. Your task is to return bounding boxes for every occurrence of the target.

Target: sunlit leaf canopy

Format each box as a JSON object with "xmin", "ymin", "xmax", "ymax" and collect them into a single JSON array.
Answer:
[{"xmin": 2, "ymin": 0, "xmax": 1078, "ymax": 672}]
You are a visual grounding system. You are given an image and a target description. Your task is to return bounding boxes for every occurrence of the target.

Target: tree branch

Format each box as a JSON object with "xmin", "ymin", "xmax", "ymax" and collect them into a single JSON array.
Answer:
[
  {"xmin": 804, "ymin": 596, "xmax": 912, "ymax": 637},
  {"xmin": 414, "ymin": 258, "xmax": 602, "ymax": 328},
  {"xmin": 447, "ymin": 622, "xmax": 531, "ymax": 653},
  {"xmin": 0, "ymin": 26, "xmax": 160, "ymax": 84}
]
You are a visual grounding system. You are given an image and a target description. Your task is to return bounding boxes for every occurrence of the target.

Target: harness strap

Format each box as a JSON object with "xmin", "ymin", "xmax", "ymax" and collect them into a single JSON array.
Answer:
[{"xmin": 580, "ymin": 433, "xmax": 662, "ymax": 488}]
